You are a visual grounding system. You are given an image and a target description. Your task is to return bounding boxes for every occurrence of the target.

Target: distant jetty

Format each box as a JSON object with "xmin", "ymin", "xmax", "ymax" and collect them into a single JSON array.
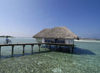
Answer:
[
  {"xmin": 79, "ymin": 38, "xmax": 100, "ymax": 41},
  {"xmin": 0, "ymin": 35, "xmax": 13, "ymax": 38}
]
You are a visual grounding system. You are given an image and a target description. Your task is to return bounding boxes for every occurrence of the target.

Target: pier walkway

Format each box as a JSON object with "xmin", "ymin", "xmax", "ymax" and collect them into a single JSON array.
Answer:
[{"xmin": 0, "ymin": 43, "xmax": 74, "ymax": 57}]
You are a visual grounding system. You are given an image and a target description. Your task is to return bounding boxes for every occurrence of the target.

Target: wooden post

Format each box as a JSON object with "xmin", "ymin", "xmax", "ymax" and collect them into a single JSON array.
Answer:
[
  {"xmin": 38, "ymin": 44, "xmax": 41, "ymax": 52},
  {"xmin": 46, "ymin": 44, "xmax": 49, "ymax": 51},
  {"xmin": 72, "ymin": 45, "xmax": 74, "ymax": 53},
  {"xmin": 11, "ymin": 45, "xmax": 14, "ymax": 57},
  {"xmin": 45, "ymin": 44, "xmax": 46, "ymax": 51},
  {"xmin": 56, "ymin": 45, "xmax": 58, "ymax": 51},
  {"xmin": 0, "ymin": 46, "xmax": 1, "ymax": 57},
  {"xmin": 23, "ymin": 45, "xmax": 25, "ymax": 56},
  {"xmin": 69, "ymin": 46, "xmax": 71, "ymax": 53},
  {"xmin": 49, "ymin": 45, "xmax": 51, "ymax": 51},
  {"xmin": 31, "ymin": 45, "xmax": 34, "ymax": 54}
]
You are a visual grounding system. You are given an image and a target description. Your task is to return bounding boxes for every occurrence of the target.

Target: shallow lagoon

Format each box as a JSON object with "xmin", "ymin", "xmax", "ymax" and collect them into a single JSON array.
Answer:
[{"xmin": 0, "ymin": 38, "xmax": 100, "ymax": 73}]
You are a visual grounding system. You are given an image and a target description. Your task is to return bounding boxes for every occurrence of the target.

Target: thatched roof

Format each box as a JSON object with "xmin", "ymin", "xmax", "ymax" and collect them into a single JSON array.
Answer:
[{"xmin": 33, "ymin": 27, "xmax": 78, "ymax": 39}]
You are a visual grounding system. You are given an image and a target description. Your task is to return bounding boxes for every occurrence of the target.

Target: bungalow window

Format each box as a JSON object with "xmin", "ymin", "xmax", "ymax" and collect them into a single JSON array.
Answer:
[
  {"xmin": 55, "ymin": 39, "xmax": 65, "ymax": 43},
  {"xmin": 45, "ymin": 39, "xmax": 55, "ymax": 43},
  {"xmin": 45, "ymin": 39, "xmax": 65, "ymax": 43}
]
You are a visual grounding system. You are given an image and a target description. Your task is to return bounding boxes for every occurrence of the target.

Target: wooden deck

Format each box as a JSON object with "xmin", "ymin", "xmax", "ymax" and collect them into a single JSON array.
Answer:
[{"xmin": 0, "ymin": 43, "xmax": 74, "ymax": 57}]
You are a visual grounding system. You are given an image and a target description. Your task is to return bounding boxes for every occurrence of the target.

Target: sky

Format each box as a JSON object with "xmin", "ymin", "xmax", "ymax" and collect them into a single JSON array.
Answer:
[{"xmin": 0, "ymin": 0, "xmax": 100, "ymax": 38}]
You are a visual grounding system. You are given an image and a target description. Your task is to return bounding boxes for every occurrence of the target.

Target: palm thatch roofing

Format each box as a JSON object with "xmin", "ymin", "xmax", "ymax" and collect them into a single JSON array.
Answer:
[{"xmin": 33, "ymin": 27, "xmax": 78, "ymax": 39}]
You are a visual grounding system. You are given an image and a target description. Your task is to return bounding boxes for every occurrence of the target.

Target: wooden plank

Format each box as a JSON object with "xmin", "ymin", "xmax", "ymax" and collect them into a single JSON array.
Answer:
[{"xmin": 11, "ymin": 45, "xmax": 14, "ymax": 57}]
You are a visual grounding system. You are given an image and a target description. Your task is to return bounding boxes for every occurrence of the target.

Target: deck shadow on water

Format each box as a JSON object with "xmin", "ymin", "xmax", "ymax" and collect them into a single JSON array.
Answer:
[
  {"xmin": 0, "ymin": 51, "xmax": 51, "ymax": 59},
  {"xmin": 0, "ymin": 47, "xmax": 96, "ymax": 59},
  {"xmin": 73, "ymin": 47, "xmax": 96, "ymax": 55},
  {"xmin": 47, "ymin": 46, "xmax": 96, "ymax": 55}
]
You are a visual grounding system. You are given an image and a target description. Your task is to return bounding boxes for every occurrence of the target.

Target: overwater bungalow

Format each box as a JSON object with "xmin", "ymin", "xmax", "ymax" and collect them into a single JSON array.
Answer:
[
  {"xmin": 33, "ymin": 27, "xmax": 78, "ymax": 45},
  {"xmin": 0, "ymin": 27, "xmax": 78, "ymax": 57}
]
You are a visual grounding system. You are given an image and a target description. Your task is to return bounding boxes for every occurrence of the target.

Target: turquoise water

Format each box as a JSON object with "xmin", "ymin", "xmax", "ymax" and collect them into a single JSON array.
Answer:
[{"xmin": 0, "ymin": 38, "xmax": 100, "ymax": 73}]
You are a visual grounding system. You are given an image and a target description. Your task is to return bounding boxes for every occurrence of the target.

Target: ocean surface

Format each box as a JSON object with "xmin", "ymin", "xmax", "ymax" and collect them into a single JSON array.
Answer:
[{"xmin": 0, "ymin": 37, "xmax": 100, "ymax": 73}]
